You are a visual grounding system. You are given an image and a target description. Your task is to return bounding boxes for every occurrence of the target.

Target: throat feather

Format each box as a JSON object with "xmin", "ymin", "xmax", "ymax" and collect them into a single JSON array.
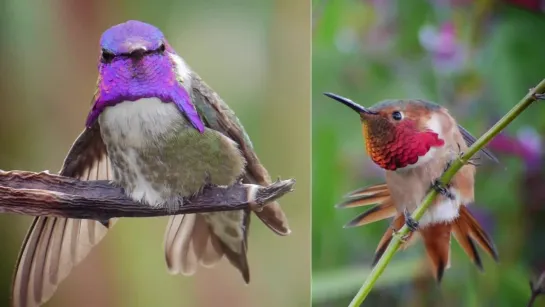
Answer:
[{"xmin": 366, "ymin": 127, "xmax": 444, "ymax": 171}]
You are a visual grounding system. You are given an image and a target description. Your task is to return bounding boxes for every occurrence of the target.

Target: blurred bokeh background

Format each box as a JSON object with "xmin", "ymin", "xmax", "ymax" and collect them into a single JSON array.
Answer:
[
  {"xmin": 313, "ymin": 0, "xmax": 545, "ymax": 306},
  {"xmin": 0, "ymin": 0, "xmax": 310, "ymax": 306}
]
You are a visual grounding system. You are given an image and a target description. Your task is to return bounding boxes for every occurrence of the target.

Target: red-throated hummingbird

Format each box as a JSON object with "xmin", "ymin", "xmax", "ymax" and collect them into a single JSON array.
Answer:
[{"xmin": 324, "ymin": 92, "xmax": 498, "ymax": 282}]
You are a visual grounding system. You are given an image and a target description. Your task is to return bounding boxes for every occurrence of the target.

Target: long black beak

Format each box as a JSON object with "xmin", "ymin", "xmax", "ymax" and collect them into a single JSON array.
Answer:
[{"xmin": 323, "ymin": 92, "xmax": 378, "ymax": 115}]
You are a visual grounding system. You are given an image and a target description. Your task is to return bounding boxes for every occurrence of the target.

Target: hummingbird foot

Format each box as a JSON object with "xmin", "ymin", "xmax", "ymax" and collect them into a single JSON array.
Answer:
[
  {"xmin": 403, "ymin": 208, "xmax": 419, "ymax": 232},
  {"xmin": 457, "ymin": 154, "xmax": 481, "ymax": 167},
  {"xmin": 432, "ymin": 179, "xmax": 455, "ymax": 200},
  {"xmin": 454, "ymin": 143, "xmax": 481, "ymax": 166},
  {"xmin": 466, "ymin": 158, "xmax": 481, "ymax": 166},
  {"xmin": 390, "ymin": 225, "xmax": 412, "ymax": 243}
]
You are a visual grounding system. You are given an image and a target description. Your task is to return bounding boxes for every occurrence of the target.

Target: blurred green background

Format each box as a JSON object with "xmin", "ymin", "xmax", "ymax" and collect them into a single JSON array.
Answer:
[
  {"xmin": 313, "ymin": 0, "xmax": 545, "ymax": 306},
  {"xmin": 0, "ymin": 0, "xmax": 310, "ymax": 306}
]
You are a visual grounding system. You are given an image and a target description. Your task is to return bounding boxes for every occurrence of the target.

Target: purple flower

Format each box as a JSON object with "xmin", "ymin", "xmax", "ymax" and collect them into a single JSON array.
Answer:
[
  {"xmin": 418, "ymin": 22, "xmax": 467, "ymax": 74},
  {"xmin": 488, "ymin": 127, "xmax": 542, "ymax": 170}
]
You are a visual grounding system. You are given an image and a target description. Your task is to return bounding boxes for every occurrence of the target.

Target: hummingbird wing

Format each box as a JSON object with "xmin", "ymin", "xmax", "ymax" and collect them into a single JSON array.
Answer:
[
  {"xmin": 190, "ymin": 74, "xmax": 291, "ymax": 236},
  {"xmin": 162, "ymin": 74, "xmax": 290, "ymax": 283},
  {"xmin": 457, "ymin": 124, "xmax": 499, "ymax": 163},
  {"xmin": 12, "ymin": 122, "xmax": 115, "ymax": 307}
]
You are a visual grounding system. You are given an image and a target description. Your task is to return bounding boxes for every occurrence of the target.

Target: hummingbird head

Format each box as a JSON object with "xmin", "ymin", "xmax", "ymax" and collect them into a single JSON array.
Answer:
[
  {"xmin": 86, "ymin": 20, "xmax": 204, "ymax": 132},
  {"xmin": 324, "ymin": 92, "xmax": 446, "ymax": 171}
]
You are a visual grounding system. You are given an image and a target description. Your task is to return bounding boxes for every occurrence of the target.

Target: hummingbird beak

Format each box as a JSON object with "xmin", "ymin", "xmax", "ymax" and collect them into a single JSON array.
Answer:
[
  {"xmin": 129, "ymin": 47, "xmax": 147, "ymax": 59},
  {"xmin": 323, "ymin": 92, "xmax": 378, "ymax": 115},
  {"xmin": 126, "ymin": 43, "xmax": 148, "ymax": 59}
]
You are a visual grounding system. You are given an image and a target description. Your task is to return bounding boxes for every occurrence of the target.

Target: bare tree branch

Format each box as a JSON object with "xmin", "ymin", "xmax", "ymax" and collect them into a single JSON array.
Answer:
[{"xmin": 0, "ymin": 170, "xmax": 295, "ymax": 220}]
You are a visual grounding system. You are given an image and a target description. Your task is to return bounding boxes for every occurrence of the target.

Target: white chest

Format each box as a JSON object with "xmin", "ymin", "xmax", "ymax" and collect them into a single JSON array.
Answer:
[
  {"xmin": 97, "ymin": 98, "xmax": 186, "ymax": 207},
  {"xmin": 419, "ymin": 189, "xmax": 463, "ymax": 226},
  {"xmin": 98, "ymin": 98, "xmax": 183, "ymax": 148}
]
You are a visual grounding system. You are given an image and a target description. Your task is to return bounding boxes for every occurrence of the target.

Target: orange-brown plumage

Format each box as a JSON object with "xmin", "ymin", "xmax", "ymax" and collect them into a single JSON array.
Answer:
[
  {"xmin": 325, "ymin": 92, "xmax": 499, "ymax": 283},
  {"xmin": 339, "ymin": 183, "xmax": 498, "ymax": 282}
]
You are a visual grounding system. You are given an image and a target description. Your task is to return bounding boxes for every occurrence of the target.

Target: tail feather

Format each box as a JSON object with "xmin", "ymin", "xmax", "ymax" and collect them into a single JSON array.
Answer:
[
  {"xmin": 341, "ymin": 183, "xmax": 499, "ymax": 282},
  {"xmin": 418, "ymin": 206, "xmax": 498, "ymax": 282},
  {"xmin": 337, "ymin": 183, "xmax": 391, "ymax": 208},
  {"xmin": 452, "ymin": 223, "xmax": 483, "ymax": 271},
  {"xmin": 216, "ymin": 215, "xmax": 250, "ymax": 283},
  {"xmin": 420, "ymin": 223, "xmax": 453, "ymax": 283},
  {"xmin": 336, "ymin": 193, "xmax": 390, "ymax": 208},
  {"xmin": 164, "ymin": 211, "xmax": 250, "ymax": 283},
  {"xmin": 344, "ymin": 183, "xmax": 389, "ymax": 198},
  {"xmin": 372, "ymin": 214, "xmax": 410, "ymax": 266},
  {"xmin": 344, "ymin": 200, "xmax": 396, "ymax": 228},
  {"xmin": 458, "ymin": 206, "xmax": 499, "ymax": 261},
  {"xmin": 165, "ymin": 214, "xmax": 200, "ymax": 276}
]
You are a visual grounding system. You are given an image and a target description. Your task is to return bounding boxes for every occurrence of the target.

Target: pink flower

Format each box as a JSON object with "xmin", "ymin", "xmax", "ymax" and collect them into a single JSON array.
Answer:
[
  {"xmin": 418, "ymin": 22, "xmax": 467, "ymax": 74},
  {"xmin": 488, "ymin": 127, "xmax": 542, "ymax": 170}
]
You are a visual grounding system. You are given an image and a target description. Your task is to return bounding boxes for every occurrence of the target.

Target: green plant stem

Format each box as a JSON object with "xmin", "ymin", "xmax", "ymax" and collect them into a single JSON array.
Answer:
[{"xmin": 348, "ymin": 79, "xmax": 545, "ymax": 307}]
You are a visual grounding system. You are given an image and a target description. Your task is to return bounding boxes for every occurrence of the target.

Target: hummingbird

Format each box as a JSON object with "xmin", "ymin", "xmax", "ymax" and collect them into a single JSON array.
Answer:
[
  {"xmin": 11, "ymin": 20, "xmax": 291, "ymax": 307},
  {"xmin": 324, "ymin": 92, "xmax": 499, "ymax": 282}
]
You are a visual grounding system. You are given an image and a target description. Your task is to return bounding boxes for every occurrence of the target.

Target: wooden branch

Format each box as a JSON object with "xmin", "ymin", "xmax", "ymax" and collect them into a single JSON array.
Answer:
[{"xmin": 0, "ymin": 170, "xmax": 295, "ymax": 220}]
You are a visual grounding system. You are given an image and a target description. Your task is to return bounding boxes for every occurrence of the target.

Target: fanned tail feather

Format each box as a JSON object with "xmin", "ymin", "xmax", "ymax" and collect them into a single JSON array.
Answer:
[
  {"xmin": 420, "ymin": 206, "xmax": 498, "ymax": 282},
  {"xmin": 341, "ymin": 182, "xmax": 499, "ymax": 283},
  {"xmin": 337, "ymin": 183, "xmax": 390, "ymax": 208},
  {"xmin": 371, "ymin": 214, "xmax": 411, "ymax": 266},
  {"xmin": 456, "ymin": 206, "xmax": 499, "ymax": 262},
  {"xmin": 164, "ymin": 211, "xmax": 250, "ymax": 283},
  {"xmin": 344, "ymin": 183, "xmax": 389, "ymax": 198},
  {"xmin": 367, "ymin": 205, "xmax": 498, "ymax": 283},
  {"xmin": 344, "ymin": 199, "xmax": 396, "ymax": 228},
  {"xmin": 164, "ymin": 214, "xmax": 225, "ymax": 277},
  {"xmin": 420, "ymin": 223, "xmax": 453, "ymax": 283},
  {"xmin": 452, "ymin": 221, "xmax": 483, "ymax": 271}
]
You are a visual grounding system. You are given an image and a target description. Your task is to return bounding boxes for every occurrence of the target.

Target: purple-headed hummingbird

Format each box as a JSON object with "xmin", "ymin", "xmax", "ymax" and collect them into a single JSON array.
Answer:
[{"xmin": 12, "ymin": 20, "xmax": 291, "ymax": 307}]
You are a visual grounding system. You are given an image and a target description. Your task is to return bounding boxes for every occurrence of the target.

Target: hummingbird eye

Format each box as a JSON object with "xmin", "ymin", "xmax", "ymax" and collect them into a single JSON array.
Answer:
[
  {"xmin": 392, "ymin": 111, "xmax": 403, "ymax": 121},
  {"xmin": 101, "ymin": 49, "xmax": 115, "ymax": 63},
  {"xmin": 158, "ymin": 43, "xmax": 166, "ymax": 52}
]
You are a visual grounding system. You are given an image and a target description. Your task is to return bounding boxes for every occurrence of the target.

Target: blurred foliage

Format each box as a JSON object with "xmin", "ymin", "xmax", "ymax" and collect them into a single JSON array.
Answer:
[
  {"xmin": 312, "ymin": 0, "xmax": 545, "ymax": 306},
  {"xmin": 0, "ymin": 0, "xmax": 310, "ymax": 306}
]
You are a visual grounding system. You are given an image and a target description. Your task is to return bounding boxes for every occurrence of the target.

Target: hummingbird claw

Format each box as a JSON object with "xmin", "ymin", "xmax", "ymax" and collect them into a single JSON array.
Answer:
[
  {"xmin": 453, "ymin": 143, "xmax": 482, "ymax": 166},
  {"xmin": 443, "ymin": 160, "xmax": 453, "ymax": 172},
  {"xmin": 432, "ymin": 180, "xmax": 455, "ymax": 200},
  {"xmin": 403, "ymin": 208, "xmax": 419, "ymax": 232},
  {"xmin": 391, "ymin": 226, "xmax": 412, "ymax": 243},
  {"xmin": 453, "ymin": 143, "xmax": 477, "ymax": 166},
  {"xmin": 534, "ymin": 93, "xmax": 545, "ymax": 100},
  {"xmin": 466, "ymin": 159, "xmax": 481, "ymax": 166},
  {"xmin": 530, "ymin": 87, "xmax": 545, "ymax": 100},
  {"xmin": 455, "ymin": 143, "xmax": 467, "ymax": 163}
]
